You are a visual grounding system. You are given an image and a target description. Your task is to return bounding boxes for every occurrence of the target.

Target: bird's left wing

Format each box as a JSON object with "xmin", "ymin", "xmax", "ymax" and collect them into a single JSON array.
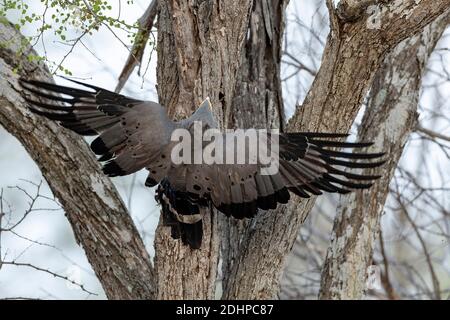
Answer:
[{"xmin": 20, "ymin": 78, "xmax": 176, "ymax": 178}]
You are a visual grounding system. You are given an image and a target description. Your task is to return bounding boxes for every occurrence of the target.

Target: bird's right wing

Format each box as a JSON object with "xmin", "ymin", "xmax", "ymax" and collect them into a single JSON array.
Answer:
[
  {"xmin": 161, "ymin": 131, "xmax": 384, "ymax": 220},
  {"xmin": 278, "ymin": 132, "xmax": 384, "ymax": 198}
]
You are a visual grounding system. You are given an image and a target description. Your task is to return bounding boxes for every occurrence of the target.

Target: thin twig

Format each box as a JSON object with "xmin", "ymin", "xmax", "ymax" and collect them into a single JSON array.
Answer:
[
  {"xmin": 378, "ymin": 228, "xmax": 399, "ymax": 300},
  {"xmin": 416, "ymin": 125, "xmax": 450, "ymax": 143},
  {"xmin": 115, "ymin": 0, "xmax": 158, "ymax": 93},
  {"xmin": 396, "ymin": 195, "xmax": 442, "ymax": 300},
  {"xmin": 2, "ymin": 261, "xmax": 97, "ymax": 296}
]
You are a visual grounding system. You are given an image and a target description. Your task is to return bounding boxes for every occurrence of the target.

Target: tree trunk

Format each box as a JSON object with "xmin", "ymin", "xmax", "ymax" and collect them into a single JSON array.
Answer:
[
  {"xmin": 153, "ymin": 0, "xmax": 254, "ymax": 299},
  {"xmin": 221, "ymin": 0, "xmax": 288, "ymax": 299},
  {"xmin": 0, "ymin": 22, "xmax": 156, "ymax": 299},
  {"xmin": 220, "ymin": 0, "xmax": 450, "ymax": 299},
  {"xmin": 319, "ymin": 9, "xmax": 450, "ymax": 300}
]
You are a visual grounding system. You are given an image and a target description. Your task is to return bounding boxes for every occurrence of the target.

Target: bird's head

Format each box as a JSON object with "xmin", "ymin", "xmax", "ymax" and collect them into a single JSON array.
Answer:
[
  {"xmin": 198, "ymin": 97, "xmax": 212, "ymax": 112},
  {"xmin": 191, "ymin": 97, "xmax": 218, "ymax": 129}
]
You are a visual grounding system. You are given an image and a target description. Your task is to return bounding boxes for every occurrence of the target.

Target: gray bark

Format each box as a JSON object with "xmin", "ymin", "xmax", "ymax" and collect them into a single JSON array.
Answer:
[
  {"xmin": 220, "ymin": 0, "xmax": 450, "ymax": 299},
  {"xmin": 154, "ymin": 0, "xmax": 253, "ymax": 299},
  {"xmin": 319, "ymin": 9, "xmax": 450, "ymax": 300},
  {"xmin": 221, "ymin": 0, "xmax": 288, "ymax": 298}
]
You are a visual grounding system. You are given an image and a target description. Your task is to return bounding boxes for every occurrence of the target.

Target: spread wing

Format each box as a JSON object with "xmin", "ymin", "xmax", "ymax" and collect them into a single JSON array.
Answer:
[
  {"xmin": 21, "ymin": 78, "xmax": 385, "ymax": 250},
  {"xmin": 278, "ymin": 132, "xmax": 384, "ymax": 197},
  {"xmin": 160, "ymin": 131, "xmax": 384, "ymax": 220},
  {"xmin": 20, "ymin": 78, "xmax": 176, "ymax": 177}
]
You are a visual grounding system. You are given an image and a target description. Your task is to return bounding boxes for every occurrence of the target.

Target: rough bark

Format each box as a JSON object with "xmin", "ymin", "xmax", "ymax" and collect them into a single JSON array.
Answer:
[
  {"xmin": 0, "ymin": 22, "xmax": 156, "ymax": 299},
  {"xmin": 221, "ymin": 0, "xmax": 450, "ymax": 299},
  {"xmin": 220, "ymin": 0, "xmax": 288, "ymax": 297},
  {"xmin": 153, "ymin": 0, "xmax": 253, "ymax": 299},
  {"xmin": 336, "ymin": 0, "xmax": 380, "ymax": 22},
  {"xmin": 319, "ymin": 9, "xmax": 450, "ymax": 300}
]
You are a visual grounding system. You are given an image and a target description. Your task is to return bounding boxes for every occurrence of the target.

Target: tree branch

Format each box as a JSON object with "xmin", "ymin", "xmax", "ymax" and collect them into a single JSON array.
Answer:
[
  {"xmin": 319, "ymin": 8, "xmax": 450, "ymax": 300},
  {"xmin": 336, "ymin": 0, "xmax": 381, "ymax": 21},
  {"xmin": 222, "ymin": 0, "xmax": 450, "ymax": 299},
  {"xmin": 0, "ymin": 21, "xmax": 156, "ymax": 299},
  {"xmin": 154, "ymin": 0, "xmax": 253, "ymax": 299},
  {"xmin": 417, "ymin": 125, "xmax": 450, "ymax": 143},
  {"xmin": 115, "ymin": 0, "xmax": 158, "ymax": 93},
  {"xmin": 2, "ymin": 261, "xmax": 97, "ymax": 296},
  {"xmin": 221, "ymin": 0, "xmax": 289, "ymax": 299},
  {"xmin": 397, "ymin": 194, "xmax": 442, "ymax": 299}
]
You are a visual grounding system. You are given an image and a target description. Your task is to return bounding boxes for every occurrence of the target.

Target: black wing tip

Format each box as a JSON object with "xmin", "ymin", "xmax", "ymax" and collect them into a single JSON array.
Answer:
[
  {"xmin": 257, "ymin": 193, "xmax": 279, "ymax": 211},
  {"xmin": 19, "ymin": 78, "xmax": 44, "ymax": 91},
  {"xmin": 316, "ymin": 147, "xmax": 386, "ymax": 160},
  {"xmin": 288, "ymin": 187, "xmax": 311, "ymax": 198},
  {"xmin": 91, "ymin": 137, "xmax": 108, "ymax": 155},
  {"xmin": 145, "ymin": 176, "xmax": 158, "ymax": 188},
  {"xmin": 19, "ymin": 77, "xmax": 55, "ymax": 88},
  {"xmin": 217, "ymin": 201, "xmax": 259, "ymax": 219},
  {"xmin": 177, "ymin": 221, "xmax": 203, "ymax": 249},
  {"xmin": 287, "ymin": 131, "xmax": 384, "ymax": 150},
  {"xmin": 287, "ymin": 132, "xmax": 350, "ymax": 138},
  {"xmin": 102, "ymin": 161, "xmax": 126, "ymax": 177},
  {"xmin": 98, "ymin": 152, "xmax": 114, "ymax": 162},
  {"xmin": 311, "ymin": 140, "xmax": 375, "ymax": 148},
  {"xmin": 275, "ymin": 187, "xmax": 290, "ymax": 204},
  {"xmin": 18, "ymin": 77, "xmax": 36, "ymax": 85},
  {"xmin": 18, "ymin": 77, "xmax": 28, "ymax": 86},
  {"xmin": 327, "ymin": 157, "xmax": 386, "ymax": 169}
]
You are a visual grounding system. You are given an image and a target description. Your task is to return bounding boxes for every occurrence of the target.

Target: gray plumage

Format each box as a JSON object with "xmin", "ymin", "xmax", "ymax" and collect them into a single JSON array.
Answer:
[{"xmin": 20, "ymin": 78, "xmax": 385, "ymax": 249}]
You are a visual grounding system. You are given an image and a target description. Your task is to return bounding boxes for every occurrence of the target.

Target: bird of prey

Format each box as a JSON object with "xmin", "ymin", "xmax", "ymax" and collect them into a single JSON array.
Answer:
[{"xmin": 20, "ymin": 78, "xmax": 385, "ymax": 249}]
